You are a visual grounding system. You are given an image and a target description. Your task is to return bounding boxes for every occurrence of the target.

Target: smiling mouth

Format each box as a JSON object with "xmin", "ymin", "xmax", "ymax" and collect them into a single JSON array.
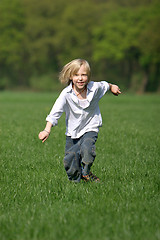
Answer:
[{"xmin": 77, "ymin": 82, "xmax": 84, "ymax": 84}]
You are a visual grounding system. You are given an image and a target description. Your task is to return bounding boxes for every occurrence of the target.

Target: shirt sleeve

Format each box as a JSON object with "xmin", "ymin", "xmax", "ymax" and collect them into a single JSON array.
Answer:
[
  {"xmin": 46, "ymin": 90, "xmax": 66, "ymax": 126},
  {"xmin": 97, "ymin": 81, "xmax": 110, "ymax": 99}
]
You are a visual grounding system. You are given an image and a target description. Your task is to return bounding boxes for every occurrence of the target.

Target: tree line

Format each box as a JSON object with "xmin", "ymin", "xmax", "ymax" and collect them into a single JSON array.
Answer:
[{"xmin": 0, "ymin": 0, "xmax": 159, "ymax": 92}]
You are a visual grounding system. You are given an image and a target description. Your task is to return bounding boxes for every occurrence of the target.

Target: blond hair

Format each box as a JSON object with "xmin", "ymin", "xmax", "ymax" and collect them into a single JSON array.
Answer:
[{"xmin": 59, "ymin": 59, "xmax": 91, "ymax": 85}]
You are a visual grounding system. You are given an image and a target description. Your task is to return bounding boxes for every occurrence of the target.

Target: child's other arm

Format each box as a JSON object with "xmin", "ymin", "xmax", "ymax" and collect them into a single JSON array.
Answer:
[
  {"xmin": 39, "ymin": 90, "xmax": 66, "ymax": 143},
  {"xmin": 38, "ymin": 121, "xmax": 53, "ymax": 143},
  {"xmin": 109, "ymin": 83, "xmax": 121, "ymax": 96}
]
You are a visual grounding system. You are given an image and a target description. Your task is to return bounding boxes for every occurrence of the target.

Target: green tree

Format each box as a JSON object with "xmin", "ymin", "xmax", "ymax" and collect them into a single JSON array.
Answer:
[
  {"xmin": 138, "ymin": 5, "xmax": 160, "ymax": 91},
  {"xmin": 92, "ymin": 1, "xmax": 160, "ymax": 92},
  {"xmin": 22, "ymin": 0, "xmax": 66, "ymax": 75},
  {"xmin": 51, "ymin": 0, "xmax": 102, "ymax": 66},
  {"xmin": 0, "ymin": 0, "xmax": 26, "ymax": 88},
  {"xmin": 0, "ymin": 0, "xmax": 159, "ymax": 91}
]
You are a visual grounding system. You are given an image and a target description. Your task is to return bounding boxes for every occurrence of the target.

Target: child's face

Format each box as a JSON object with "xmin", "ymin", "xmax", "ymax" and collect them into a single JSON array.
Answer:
[{"xmin": 71, "ymin": 64, "xmax": 89, "ymax": 91}]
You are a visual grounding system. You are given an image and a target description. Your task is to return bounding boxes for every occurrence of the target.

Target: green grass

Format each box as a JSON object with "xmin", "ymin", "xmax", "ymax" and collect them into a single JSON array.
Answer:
[{"xmin": 0, "ymin": 91, "xmax": 160, "ymax": 240}]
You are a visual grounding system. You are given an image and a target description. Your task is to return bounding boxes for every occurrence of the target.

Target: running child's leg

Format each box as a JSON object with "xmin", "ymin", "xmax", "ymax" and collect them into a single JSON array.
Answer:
[
  {"xmin": 80, "ymin": 132, "xmax": 98, "ymax": 176},
  {"xmin": 63, "ymin": 136, "xmax": 81, "ymax": 182}
]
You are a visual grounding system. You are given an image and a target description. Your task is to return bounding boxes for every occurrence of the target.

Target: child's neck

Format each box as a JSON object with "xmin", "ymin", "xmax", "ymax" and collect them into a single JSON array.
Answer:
[{"xmin": 73, "ymin": 85, "xmax": 87, "ymax": 99}]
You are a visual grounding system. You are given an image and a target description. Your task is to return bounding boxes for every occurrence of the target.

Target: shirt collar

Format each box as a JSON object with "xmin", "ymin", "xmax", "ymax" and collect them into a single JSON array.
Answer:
[
  {"xmin": 87, "ymin": 81, "xmax": 94, "ymax": 91},
  {"xmin": 66, "ymin": 82, "xmax": 73, "ymax": 93}
]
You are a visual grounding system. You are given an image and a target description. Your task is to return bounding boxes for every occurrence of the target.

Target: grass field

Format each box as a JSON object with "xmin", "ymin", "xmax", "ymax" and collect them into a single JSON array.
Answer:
[{"xmin": 0, "ymin": 91, "xmax": 160, "ymax": 240}]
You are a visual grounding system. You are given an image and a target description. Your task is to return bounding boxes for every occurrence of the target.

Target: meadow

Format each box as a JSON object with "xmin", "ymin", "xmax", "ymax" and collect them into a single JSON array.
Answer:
[{"xmin": 0, "ymin": 91, "xmax": 160, "ymax": 240}]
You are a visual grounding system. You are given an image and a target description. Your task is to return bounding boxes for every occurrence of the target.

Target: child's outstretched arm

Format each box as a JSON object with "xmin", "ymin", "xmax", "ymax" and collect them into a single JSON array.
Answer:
[
  {"xmin": 38, "ymin": 121, "xmax": 52, "ymax": 143},
  {"xmin": 109, "ymin": 83, "xmax": 121, "ymax": 96}
]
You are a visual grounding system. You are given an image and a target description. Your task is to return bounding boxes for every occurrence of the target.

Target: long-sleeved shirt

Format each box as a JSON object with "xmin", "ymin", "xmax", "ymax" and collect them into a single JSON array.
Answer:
[{"xmin": 46, "ymin": 81, "xmax": 110, "ymax": 139}]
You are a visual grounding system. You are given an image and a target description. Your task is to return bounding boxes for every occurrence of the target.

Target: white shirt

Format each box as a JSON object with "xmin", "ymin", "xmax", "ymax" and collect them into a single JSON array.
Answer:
[
  {"xmin": 46, "ymin": 81, "xmax": 110, "ymax": 139},
  {"xmin": 78, "ymin": 99, "xmax": 89, "ymax": 108}
]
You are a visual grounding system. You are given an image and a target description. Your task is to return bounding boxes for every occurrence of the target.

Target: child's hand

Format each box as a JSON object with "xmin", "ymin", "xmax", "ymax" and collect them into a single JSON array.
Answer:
[
  {"xmin": 38, "ymin": 130, "xmax": 50, "ymax": 143},
  {"xmin": 110, "ymin": 84, "xmax": 121, "ymax": 96}
]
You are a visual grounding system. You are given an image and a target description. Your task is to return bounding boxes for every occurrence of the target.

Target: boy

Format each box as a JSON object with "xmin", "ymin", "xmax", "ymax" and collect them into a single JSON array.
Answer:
[{"xmin": 39, "ymin": 59, "xmax": 121, "ymax": 182}]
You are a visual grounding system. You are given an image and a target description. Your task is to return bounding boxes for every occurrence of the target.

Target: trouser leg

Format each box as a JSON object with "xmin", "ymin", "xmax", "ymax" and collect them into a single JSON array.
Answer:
[
  {"xmin": 63, "ymin": 132, "xmax": 98, "ymax": 182},
  {"xmin": 80, "ymin": 132, "xmax": 98, "ymax": 176},
  {"xmin": 63, "ymin": 137, "xmax": 81, "ymax": 182}
]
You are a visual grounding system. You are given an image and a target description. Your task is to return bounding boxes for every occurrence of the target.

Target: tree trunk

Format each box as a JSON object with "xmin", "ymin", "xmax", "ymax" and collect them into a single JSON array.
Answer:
[{"xmin": 137, "ymin": 67, "xmax": 149, "ymax": 94}]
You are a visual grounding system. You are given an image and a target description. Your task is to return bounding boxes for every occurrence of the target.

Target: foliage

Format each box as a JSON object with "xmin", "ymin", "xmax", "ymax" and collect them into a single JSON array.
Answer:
[
  {"xmin": 0, "ymin": 0, "xmax": 159, "ymax": 92},
  {"xmin": 0, "ymin": 92, "xmax": 160, "ymax": 240},
  {"xmin": 0, "ymin": 0, "xmax": 26, "ymax": 86},
  {"xmin": 92, "ymin": 1, "xmax": 160, "ymax": 91}
]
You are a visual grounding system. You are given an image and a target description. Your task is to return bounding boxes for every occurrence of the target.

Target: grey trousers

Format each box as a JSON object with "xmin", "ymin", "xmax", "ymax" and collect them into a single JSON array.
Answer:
[{"xmin": 63, "ymin": 131, "xmax": 98, "ymax": 182}]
